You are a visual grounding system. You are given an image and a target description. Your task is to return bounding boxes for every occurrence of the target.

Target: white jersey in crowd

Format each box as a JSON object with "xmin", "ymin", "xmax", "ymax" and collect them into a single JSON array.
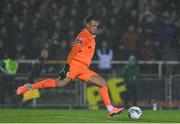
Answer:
[{"xmin": 97, "ymin": 49, "xmax": 113, "ymax": 70}]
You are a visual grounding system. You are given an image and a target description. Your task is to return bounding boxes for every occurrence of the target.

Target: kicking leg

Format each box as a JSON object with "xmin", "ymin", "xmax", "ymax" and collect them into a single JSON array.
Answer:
[
  {"xmin": 88, "ymin": 75, "xmax": 125, "ymax": 116},
  {"xmin": 16, "ymin": 77, "xmax": 71, "ymax": 95},
  {"xmin": 16, "ymin": 64, "xmax": 72, "ymax": 95}
]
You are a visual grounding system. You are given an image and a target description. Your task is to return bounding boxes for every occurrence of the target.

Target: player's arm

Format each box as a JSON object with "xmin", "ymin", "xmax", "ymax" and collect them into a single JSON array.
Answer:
[
  {"xmin": 66, "ymin": 38, "xmax": 85, "ymax": 65},
  {"xmin": 58, "ymin": 38, "xmax": 85, "ymax": 80}
]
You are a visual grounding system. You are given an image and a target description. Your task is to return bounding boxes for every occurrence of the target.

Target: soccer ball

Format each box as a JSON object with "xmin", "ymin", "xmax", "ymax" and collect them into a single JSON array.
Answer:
[{"xmin": 128, "ymin": 106, "xmax": 142, "ymax": 119}]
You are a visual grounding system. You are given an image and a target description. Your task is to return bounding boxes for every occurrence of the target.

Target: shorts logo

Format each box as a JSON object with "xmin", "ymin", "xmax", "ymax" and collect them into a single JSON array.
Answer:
[{"xmin": 75, "ymin": 39, "xmax": 83, "ymax": 45}]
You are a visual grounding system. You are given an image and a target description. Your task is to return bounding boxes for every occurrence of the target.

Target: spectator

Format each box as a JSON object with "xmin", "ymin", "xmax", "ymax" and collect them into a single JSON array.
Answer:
[
  {"xmin": 0, "ymin": 39, "xmax": 5, "ymax": 60},
  {"xmin": 127, "ymin": 9, "xmax": 139, "ymax": 25},
  {"xmin": 140, "ymin": 39, "xmax": 154, "ymax": 60},
  {"xmin": 28, "ymin": 43, "xmax": 49, "ymax": 83},
  {"xmin": 117, "ymin": 43, "xmax": 128, "ymax": 61},
  {"xmin": 16, "ymin": 44, "xmax": 26, "ymax": 59},
  {"xmin": 121, "ymin": 25, "xmax": 139, "ymax": 59},
  {"xmin": 59, "ymin": 40, "xmax": 69, "ymax": 60},
  {"xmin": 155, "ymin": 11, "xmax": 177, "ymax": 61},
  {"xmin": 152, "ymin": 41, "xmax": 162, "ymax": 60},
  {"xmin": 136, "ymin": 26, "xmax": 146, "ymax": 59},
  {"xmin": 96, "ymin": 41, "xmax": 113, "ymax": 78},
  {"xmin": 0, "ymin": 53, "xmax": 18, "ymax": 107}
]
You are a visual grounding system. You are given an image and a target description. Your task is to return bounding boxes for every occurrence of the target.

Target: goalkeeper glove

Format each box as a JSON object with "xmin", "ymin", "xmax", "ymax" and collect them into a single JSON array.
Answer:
[{"xmin": 58, "ymin": 64, "xmax": 70, "ymax": 80}]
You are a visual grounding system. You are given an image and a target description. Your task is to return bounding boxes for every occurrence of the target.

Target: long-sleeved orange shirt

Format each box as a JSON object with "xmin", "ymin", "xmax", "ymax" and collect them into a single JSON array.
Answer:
[{"xmin": 66, "ymin": 29, "xmax": 96, "ymax": 66}]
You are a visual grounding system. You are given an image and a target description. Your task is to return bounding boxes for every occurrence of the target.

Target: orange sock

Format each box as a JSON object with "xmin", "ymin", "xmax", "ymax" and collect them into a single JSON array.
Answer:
[
  {"xmin": 99, "ymin": 86, "xmax": 112, "ymax": 107},
  {"xmin": 32, "ymin": 79, "xmax": 57, "ymax": 89}
]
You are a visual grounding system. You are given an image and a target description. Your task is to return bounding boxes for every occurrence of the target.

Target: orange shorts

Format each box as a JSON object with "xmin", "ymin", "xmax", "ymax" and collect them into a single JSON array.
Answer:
[{"xmin": 67, "ymin": 60, "xmax": 98, "ymax": 82}]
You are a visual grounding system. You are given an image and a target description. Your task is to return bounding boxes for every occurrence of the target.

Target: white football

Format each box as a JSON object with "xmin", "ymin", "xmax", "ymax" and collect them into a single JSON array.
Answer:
[{"xmin": 128, "ymin": 106, "xmax": 142, "ymax": 119}]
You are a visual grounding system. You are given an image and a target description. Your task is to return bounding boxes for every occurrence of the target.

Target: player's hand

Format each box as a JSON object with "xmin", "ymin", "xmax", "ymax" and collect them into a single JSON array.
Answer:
[
  {"xmin": 58, "ymin": 64, "xmax": 70, "ymax": 80},
  {"xmin": 63, "ymin": 63, "xmax": 70, "ymax": 73}
]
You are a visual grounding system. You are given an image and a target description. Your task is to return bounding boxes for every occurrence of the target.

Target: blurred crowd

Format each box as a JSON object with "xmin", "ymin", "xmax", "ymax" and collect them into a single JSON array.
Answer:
[{"xmin": 0, "ymin": 0, "xmax": 180, "ymax": 61}]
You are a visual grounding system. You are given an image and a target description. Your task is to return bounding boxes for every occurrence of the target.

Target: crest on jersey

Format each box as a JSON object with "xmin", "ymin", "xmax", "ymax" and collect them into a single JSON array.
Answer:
[{"xmin": 75, "ymin": 39, "xmax": 83, "ymax": 45}]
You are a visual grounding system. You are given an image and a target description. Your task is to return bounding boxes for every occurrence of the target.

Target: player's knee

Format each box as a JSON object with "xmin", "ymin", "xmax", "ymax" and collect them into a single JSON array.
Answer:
[
  {"xmin": 56, "ymin": 78, "xmax": 71, "ymax": 87},
  {"xmin": 101, "ymin": 78, "xmax": 108, "ymax": 87},
  {"xmin": 55, "ymin": 79, "xmax": 64, "ymax": 87},
  {"xmin": 100, "ymin": 81, "xmax": 107, "ymax": 87}
]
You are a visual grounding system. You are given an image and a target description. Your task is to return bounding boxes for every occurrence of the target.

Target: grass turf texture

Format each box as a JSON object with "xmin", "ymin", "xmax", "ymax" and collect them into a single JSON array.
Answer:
[{"xmin": 0, "ymin": 109, "xmax": 179, "ymax": 123}]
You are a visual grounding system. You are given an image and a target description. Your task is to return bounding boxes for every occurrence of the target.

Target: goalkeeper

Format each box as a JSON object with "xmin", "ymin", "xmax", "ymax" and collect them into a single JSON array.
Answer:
[{"xmin": 16, "ymin": 16, "xmax": 125, "ymax": 116}]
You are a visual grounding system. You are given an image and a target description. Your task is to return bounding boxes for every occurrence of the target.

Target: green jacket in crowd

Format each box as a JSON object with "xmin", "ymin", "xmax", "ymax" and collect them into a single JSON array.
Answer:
[
  {"xmin": 122, "ymin": 64, "xmax": 141, "ymax": 86},
  {"xmin": 3, "ymin": 58, "xmax": 18, "ymax": 75}
]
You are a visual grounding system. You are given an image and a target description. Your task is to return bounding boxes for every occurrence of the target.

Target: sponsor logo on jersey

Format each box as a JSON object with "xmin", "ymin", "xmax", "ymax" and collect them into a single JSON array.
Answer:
[{"xmin": 75, "ymin": 39, "xmax": 83, "ymax": 45}]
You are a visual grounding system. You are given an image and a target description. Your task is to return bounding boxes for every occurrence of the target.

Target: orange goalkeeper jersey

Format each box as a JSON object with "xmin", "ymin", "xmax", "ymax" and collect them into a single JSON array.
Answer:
[{"xmin": 66, "ymin": 28, "xmax": 96, "ymax": 66}]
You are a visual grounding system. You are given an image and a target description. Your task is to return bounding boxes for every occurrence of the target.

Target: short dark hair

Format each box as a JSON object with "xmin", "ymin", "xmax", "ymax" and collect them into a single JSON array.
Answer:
[{"xmin": 84, "ymin": 16, "xmax": 99, "ymax": 24}]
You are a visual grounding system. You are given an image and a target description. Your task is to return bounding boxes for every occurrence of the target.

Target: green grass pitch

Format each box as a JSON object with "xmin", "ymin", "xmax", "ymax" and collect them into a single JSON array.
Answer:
[{"xmin": 0, "ymin": 109, "xmax": 179, "ymax": 123}]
